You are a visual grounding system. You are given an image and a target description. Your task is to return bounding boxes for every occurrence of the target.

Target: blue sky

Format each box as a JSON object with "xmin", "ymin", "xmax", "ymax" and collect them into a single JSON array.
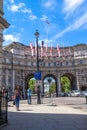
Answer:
[{"xmin": 3, "ymin": 0, "xmax": 87, "ymax": 47}]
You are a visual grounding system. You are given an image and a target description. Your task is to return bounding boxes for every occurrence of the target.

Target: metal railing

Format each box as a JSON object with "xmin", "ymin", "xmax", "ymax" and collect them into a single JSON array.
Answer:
[{"xmin": 0, "ymin": 89, "xmax": 8, "ymax": 126}]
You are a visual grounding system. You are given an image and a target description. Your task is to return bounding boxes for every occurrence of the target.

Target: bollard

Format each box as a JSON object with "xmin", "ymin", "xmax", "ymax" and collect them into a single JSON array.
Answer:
[
  {"xmin": 85, "ymin": 96, "xmax": 87, "ymax": 104},
  {"xmin": 0, "ymin": 89, "xmax": 8, "ymax": 126},
  {"xmin": 0, "ymin": 91, "xmax": 2, "ymax": 119}
]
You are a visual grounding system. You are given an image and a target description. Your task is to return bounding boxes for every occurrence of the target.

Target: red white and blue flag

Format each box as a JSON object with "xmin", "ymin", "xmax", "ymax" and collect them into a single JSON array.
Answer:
[
  {"xmin": 30, "ymin": 42, "xmax": 34, "ymax": 56},
  {"xmin": 57, "ymin": 44, "xmax": 60, "ymax": 57}
]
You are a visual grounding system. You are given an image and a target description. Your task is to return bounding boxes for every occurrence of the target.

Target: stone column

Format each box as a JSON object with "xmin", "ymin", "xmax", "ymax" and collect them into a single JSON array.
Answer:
[
  {"xmin": 0, "ymin": 41, "xmax": 2, "ymax": 89},
  {"xmin": 6, "ymin": 69, "xmax": 8, "ymax": 89},
  {"xmin": 76, "ymin": 71, "xmax": 79, "ymax": 90},
  {"xmin": 0, "ymin": 0, "xmax": 9, "ymax": 89},
  {"xmin": 57, "ymin": 72, "xmax": 61, "ymax": 95},
  {"xmin": 12, "ymin": 70, "xmax": 15, "ymax": 92},
  {"xmin": 22, "ymin": 71, "xmax": 26, "ymax": 99}
]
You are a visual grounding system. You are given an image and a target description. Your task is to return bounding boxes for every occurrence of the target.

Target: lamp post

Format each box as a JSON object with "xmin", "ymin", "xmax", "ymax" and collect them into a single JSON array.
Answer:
[
  {"xmin": 34, "ymin": 30, "xmax": 39, "ymax": 71},
  {"xmin": 34, "ymin": 30, "xmax": 41, "ymax": 104}
]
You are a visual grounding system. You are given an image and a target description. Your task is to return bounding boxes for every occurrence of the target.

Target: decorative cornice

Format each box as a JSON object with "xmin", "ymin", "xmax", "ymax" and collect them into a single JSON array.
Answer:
[
  {"xmin": 0, "ymin": 16, "xmax": 10, "ymax": 28},
  {"xmin": 0, "ymin": 10, "xmax": 4, "ymax": 15}
]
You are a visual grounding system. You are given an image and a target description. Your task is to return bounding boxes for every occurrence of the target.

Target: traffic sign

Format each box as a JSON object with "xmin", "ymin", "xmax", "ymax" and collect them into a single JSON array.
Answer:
[{"xmin": 34, "ymin": 72, "xmax": 41, "ymax": 80}]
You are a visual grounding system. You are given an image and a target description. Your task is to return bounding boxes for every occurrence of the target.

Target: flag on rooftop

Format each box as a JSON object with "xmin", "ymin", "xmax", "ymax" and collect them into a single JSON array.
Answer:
[
  {"xmin": 30, "ymin": 42, "xmax": 33, "ymax": 50},
  {"xmin": 41, "ymin": 43, "xmax": 43, "ymax": 58},
  {"xmin": 45, "ymin": 43, "xmax": 48, "ymax": 57},
  {"xmin": 30, "ymin": 42, "xmax": 34, "ymax": 56},
  {"xmin": 57, "ymin": 44, "xmax": 60, "ymax": 57},
  {"xmin": 50, "ymin": 44, "xmax": 52, "ymax": 56}
]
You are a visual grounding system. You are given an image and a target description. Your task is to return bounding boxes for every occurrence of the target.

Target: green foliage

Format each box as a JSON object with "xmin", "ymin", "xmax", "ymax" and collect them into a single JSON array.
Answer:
[
  {"xmin": 49, "ymin": 83, "xmax": 56, "ymax": 94},
  {"xmin": 28, "ymin": 78, "xmax": 35, "ymax": 93},
  {"xmin": 61, "ymin": 76, "xmax": 71, "ymax": 92}
]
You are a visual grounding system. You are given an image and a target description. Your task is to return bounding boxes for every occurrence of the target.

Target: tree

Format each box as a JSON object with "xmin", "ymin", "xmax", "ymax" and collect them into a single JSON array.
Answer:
[
  {"xmin": 28, "ymin": 78, "xmax": 35, "ymax": 94},
  {"xmin": 61, "ymin": 76, "xmax": 71, "ymax": 92},
  {"xmin": 49, "ymin": 83, "xmax": 56, "ymax": 94}
]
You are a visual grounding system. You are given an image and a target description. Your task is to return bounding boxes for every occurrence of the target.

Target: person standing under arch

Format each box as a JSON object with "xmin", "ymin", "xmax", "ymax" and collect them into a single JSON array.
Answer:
[
  {"xmin": 27, "ymin": 87, "xmax": 32, "ymax": 104},
  {"xmin": 14, "ymin": 86, "xmax": 21, "ymax": 111}
]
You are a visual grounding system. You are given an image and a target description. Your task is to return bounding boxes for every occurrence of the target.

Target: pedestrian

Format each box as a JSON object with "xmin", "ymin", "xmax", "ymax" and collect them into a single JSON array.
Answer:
[
  {"xmin": 14, "ymin": 86, "xmax": 20, "ymax": 111},
  {"xmin": 27, "ymin": 87, "xmax": 32, "ymax": 104},
  {"xmin": 37, "ymin": 86, "xmax": 41, "ymax": 104},
  {"xmin": 2, "ymin": 87, "xmax": 5, "ymax": 97}
]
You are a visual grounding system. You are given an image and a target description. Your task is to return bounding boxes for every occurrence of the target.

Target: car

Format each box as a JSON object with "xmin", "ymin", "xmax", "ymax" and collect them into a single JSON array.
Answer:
[
  {"xmin": 58, "ymin": 92, "xmax": 65, "ymax": 97},
  {"xmin": 80, "ymin": 91, "xmax": 87, "ymax": 97},
  {"xmin": 70, "ymin": 90, "xmax": 81, "ymax": 97}
]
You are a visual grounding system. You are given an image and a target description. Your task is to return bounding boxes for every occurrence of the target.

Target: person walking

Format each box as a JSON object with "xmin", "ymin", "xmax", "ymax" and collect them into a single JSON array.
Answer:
[
  {"xmin": 14, "ymin": 86, "xmax": 20, "ymax": 111},
  {"xmin": 27, "ymin": 87, "xmax": 32, "ymax": 104}
]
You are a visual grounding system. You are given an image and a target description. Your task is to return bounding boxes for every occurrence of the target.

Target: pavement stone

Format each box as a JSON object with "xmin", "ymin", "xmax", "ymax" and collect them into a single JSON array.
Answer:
[{"xmin": 0, "ymin": 97, "xmax": 87, "ymax": 130}]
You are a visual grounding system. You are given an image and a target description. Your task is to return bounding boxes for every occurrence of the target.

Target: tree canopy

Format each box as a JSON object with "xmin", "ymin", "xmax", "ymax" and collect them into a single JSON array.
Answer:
[{"xmin": 61, "ymin": 76, "xmax": 71, "ymax": 92}]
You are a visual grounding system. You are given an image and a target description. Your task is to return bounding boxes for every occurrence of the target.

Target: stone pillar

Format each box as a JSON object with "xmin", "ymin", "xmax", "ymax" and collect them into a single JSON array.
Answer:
[
  {"xmin": 6, "ymin": 69, "xmax": 8, "ymax": 89},
  {"xmin": 22, "ymin": 71, "xmax": 26, "ymax": 99},
  {"xmin": 76, "ymin": 71, "xmax": 79, "ymax": 90},
  {"xmin": 12, "ymin": 70, "xmax": 15, "ymax": 92},
  {"xmin": 0, "ymin": 41, "xmax": 2, "ymax": 89},
  {"xmin": 57, "ymin": 72, "xmax": 61, "ymax": 95},
  {"xmin": 0, "ymin": 0, "xmax": 10, "ymax": 89}
]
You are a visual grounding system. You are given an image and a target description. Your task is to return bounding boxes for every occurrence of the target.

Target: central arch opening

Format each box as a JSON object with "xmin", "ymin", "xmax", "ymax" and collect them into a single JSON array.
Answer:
[{"xmin": 43, "ymin": 74, "xmax": 57, "ymax": 97}]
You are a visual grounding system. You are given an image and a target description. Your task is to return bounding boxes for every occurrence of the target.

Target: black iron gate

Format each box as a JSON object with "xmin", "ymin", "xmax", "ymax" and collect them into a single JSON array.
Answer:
[{"xmin": 0, "ymin": 89, "xmax": 8, "ymax": 126}]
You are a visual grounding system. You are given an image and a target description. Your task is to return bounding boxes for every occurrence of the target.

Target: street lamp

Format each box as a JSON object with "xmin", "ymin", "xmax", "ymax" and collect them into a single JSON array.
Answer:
[
  {"xmin": 34, "ymin": 29, "xmax": 39, "ymax": 71},
  {"xmin": 34, "ymin": 30, "xmax": 41, "ymax": 104}
]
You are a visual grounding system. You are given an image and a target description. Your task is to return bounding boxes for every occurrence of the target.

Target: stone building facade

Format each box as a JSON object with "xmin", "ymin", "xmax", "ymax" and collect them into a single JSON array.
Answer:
[
  {"xmin": 2, "ymin": 42, "xmax": 87, "ymax": 98},
  {"xmin": 0, "ymin": 0, "xmax": 10, "ymax": 88},
  {"xmin": 0, "ymin": 0, "xmax": 87, "ymax": 98}
]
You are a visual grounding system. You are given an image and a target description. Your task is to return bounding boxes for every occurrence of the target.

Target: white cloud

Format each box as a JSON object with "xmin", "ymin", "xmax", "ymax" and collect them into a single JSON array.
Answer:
[
  {"xmin": 63, "ymin": 0, "xmax": 85, "ymax": 18},
  {"xmin": 40, "ymin": 15, "xmax": 48, "ymax": 21},
  {"xmin": 10, "ymin": 25, "xmax": 16, "ymax": 28},
  {"xmin": 8, "ymin": 2, "xmax": 37, "ymax": 21},
  {"xmin": 29, "ymin": 14, "xmax": 37, "ymax": 20},
  {"xmin": 10, "ymin": 3, "xmax": 25, "ymax": 12},
  {"xmin": 51, "ymin": 12, "xmax": 87, "ymax": 41},
  {"xmin": 3, "ymin": 34, "xmax": 21, "ymax": 45},
  {"xmin": 8, "ymin": 2, "xmax": 32, "ymax": 14},
  {"xmin": 21, "ymin": 8, "xmax": 32, "ymax": 13},
  {"xmin": 42, "ymin": 0, "xmax": 57, "ymax": 10}
]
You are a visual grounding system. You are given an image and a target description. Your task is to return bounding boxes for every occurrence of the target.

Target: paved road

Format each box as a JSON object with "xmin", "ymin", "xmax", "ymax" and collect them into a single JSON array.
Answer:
[{"xmin": 1, "ymin": 97, "xmax": 87, "ymax": 130}]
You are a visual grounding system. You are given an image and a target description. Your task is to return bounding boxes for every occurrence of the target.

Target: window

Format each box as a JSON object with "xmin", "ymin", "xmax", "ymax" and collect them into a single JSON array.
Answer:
[
  {"xmin": 54, "ymin": 62, "xmax": 56, "ymax": 66},
  {"xmin": 48, "ymin": 63, "xmax": 50, "ymax": 66},
  {"xmin": 72, "ymin": 61, "xmax": 75, "ymax": 66},
  {"xmin": 80, "ymin": 60, "xmax": 83, "ymax": 64},
  {"xmin": 31, "ymin": 62, "xmax": 33, "ymax": 66},
  {"xmin": 60, "ymin": 62, "xmax": 62, "ymax": 66},
  {"xmin": 66, "ymin": 62, "xmax": 68, "ymax": 66},
  {"xmin": 43, "ymin": 62, "xmax": 45, "ymax": 66}
]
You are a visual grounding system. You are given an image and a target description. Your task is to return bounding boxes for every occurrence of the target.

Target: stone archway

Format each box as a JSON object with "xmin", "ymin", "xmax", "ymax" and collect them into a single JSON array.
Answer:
[
  {"xmin": 61, "ymin": 73, "xmax": 76, "ymax": 90},
  {"xmin": 42, "ymin": 74, "xmax": 57, "ymax": 96},
  {"xmin": 25, "ymin": 73, "xmax": 34, "ymax": 97}
]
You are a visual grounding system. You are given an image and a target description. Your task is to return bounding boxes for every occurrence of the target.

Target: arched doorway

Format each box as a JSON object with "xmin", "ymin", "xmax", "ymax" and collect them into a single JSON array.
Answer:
[
  {"xmin": 43, "ymin": 74, "xmax": 57, "ymax": 97},
  {"xmin": 61, "ymin": 73, "xmax": 76, "ymax": 91},
  {"xmin": 25, "ymin": 73, "xmax": 34, "ymax": 97}
]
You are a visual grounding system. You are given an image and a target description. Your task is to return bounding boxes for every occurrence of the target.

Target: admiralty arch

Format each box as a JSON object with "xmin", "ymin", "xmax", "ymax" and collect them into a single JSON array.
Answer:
[{"xmin": 0, "ymin": 0, "xmax": 87, "ymax": 98}]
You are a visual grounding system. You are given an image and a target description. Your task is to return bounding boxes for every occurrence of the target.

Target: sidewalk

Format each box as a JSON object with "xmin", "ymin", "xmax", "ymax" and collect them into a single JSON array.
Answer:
[{"xmin": 1, "ymin": 99, "xmax": 87, "ymax": 130}]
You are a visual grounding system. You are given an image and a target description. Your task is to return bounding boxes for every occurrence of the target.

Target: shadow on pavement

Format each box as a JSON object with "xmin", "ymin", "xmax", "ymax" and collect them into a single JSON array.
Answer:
[{"xmin": 1, "ymin": 111, "xmax": 87, "ymax": 130}]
